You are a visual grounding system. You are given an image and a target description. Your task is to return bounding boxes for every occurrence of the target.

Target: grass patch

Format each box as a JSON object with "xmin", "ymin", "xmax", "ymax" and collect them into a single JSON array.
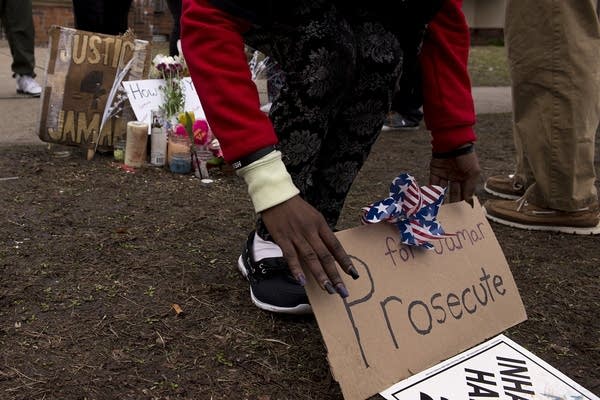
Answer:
[{"xmin": 468, "ymin": 45, "xmax": 510, "ymax": 87}]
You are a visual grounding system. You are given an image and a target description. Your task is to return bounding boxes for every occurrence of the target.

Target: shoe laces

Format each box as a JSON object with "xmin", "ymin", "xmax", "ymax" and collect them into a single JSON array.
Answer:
[{"xmin": 515, "ymin": 197, "xmax": 527, "ymax": 212}]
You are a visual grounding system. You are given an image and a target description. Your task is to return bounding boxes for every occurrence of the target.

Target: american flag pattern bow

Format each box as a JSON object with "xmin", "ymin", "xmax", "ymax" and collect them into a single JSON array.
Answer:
[{"xmin": 361, "ymin": 173, "xmax": 454, "ymax": 249}]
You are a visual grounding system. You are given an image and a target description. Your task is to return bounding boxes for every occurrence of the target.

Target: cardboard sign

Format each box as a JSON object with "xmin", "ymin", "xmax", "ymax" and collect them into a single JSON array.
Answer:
[
  {"xmin": 38, "ymin": 26, "xmax": 151, "ymax": 150},
  {"xmin": 305, "ymin": 199, "xmax": 527, "ymax": 400},
  {"xmin": 380, "ymin": 335, "xmax": 598, "ymax": 400},
  {"xmin": 122, "ymin": 77, "xmax": 206, "ymax": 129}
]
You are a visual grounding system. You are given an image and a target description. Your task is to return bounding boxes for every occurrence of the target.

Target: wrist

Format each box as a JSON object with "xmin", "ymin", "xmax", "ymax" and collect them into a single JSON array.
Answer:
[
  {"xmin": 236, "ymin": 150, "xmax": 300, "ymax": 213},
  {"xmin": 432, "ymin": 142, "xmax": 474, "ymax": 159}
]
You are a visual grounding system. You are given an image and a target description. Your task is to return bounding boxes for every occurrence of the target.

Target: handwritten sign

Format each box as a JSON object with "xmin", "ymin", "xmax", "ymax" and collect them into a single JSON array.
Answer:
[
  {"xmin": 38, "ymin": 26, "xmax": 151, "ymax": 149},
  {"xmin": 380, "ymin": 334, "xmax": 598, "ymax": 400},
  {"xmin": 305, "ymin": 199, "xmax": 527, "ymax": 400},
  {"xmin": 122, "ymin": 77, "xmax": 205, "ymax": 130}
]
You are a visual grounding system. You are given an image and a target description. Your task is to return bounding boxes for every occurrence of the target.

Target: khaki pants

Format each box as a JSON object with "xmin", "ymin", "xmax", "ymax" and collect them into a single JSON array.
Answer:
[{"xmin": 506, "ymin": 0, "xmax": 600, "ymax": 211}]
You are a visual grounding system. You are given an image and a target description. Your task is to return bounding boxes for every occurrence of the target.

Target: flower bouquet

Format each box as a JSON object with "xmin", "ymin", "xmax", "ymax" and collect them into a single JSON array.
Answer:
[
  {"xmin": 175, "ymin": 111, "xmax": 223, "ymax": 180},
  {"xmin": 152, "ymin": 54, "xmax": 186, "ymax": 123}
]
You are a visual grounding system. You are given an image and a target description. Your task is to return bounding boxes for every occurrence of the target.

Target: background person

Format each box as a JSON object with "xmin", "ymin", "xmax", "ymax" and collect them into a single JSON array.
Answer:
[
  {"xmin": 0, "ymin": 0, "xmax": 42, "ymax": 97},
  {"xmin": 166, "ymin": 0, "xmax": 182, "ymax": 56},
  {"xmin": 484, "ymin": 0, "xmax": 600, "ymax": 235},
  {"xmin": 71, "ymin": 0, "xmax": 133, "ymax": 35},
  {"xmin": 384, "ymin": 0, "xmax": 475, "ymax": 136}
]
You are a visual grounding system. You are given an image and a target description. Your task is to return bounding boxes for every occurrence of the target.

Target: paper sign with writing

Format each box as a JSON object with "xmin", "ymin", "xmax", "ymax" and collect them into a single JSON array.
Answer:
[
  {"xmin": 122, "ymin": 77, "xmax": 206, "ymax": 129},
  {"xmin": 380, "ymin": 334, "xmax": 598, "ymax": 400},
  {"xmin": 305, "ymin": 199, "xmax": 527, "ymax": 400},
  {"xmin": 38, "ymin": 26, "xmax": 151, "ymax": 150}
]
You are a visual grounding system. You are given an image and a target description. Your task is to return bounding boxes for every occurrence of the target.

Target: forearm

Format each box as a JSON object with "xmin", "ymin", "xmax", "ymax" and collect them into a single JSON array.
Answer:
[
  {"xmin": 181, "ymin": 0, "xmax": 278, "ymax": 162},
  {"xmin": 420, "ymin": 0, "xmax": 477, "ymax": 152}
]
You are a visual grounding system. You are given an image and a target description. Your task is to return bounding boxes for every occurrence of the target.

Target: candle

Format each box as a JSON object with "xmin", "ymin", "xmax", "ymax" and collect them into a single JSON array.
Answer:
[{"xmin": 124, "ymin": 121, "xmax": 148, "ymax": 167}]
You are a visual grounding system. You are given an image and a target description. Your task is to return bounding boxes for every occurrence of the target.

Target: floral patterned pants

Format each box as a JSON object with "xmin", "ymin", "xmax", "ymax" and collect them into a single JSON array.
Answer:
[{"xmin": 247, "ymin": 1, "xmax": 431, "ymax": 237}]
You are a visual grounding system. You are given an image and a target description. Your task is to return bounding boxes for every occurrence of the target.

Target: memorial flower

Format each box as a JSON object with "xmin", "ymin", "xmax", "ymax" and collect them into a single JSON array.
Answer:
[
  {"xmin": 152, "ymin": 54, "xmax": 186, "ymax": 121},
  {"xmin": 175, "ymin": 111, "xmax": 224, "ymax": 178}
]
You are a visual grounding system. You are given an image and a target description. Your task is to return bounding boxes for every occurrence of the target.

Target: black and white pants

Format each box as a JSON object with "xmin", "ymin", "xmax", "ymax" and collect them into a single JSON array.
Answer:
[{"xmin": 247, "ymin": 1, "xmax": 433, "ymax": 237}]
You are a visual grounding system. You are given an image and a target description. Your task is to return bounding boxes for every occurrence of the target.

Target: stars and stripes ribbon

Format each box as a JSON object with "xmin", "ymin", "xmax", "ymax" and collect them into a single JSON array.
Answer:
[{"xmin": 361, "ymin": 173, "xmax": 453, "ymax": 249}]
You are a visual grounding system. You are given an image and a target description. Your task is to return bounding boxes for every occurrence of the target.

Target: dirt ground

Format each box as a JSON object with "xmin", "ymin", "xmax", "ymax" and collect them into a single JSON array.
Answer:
[{"xmin": 0, "ymin": 113, "xmax": 598, "ymax": 400}]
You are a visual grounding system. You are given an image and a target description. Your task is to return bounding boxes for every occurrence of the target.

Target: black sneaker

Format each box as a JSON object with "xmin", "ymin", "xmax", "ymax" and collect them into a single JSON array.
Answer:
[
  {"xmin": 237, "ymin": 232, "xmax": 312, "ymax": 314},
  {"xmin": 381, "ymin": 111, "xmax": 421, "ymax": 131}
]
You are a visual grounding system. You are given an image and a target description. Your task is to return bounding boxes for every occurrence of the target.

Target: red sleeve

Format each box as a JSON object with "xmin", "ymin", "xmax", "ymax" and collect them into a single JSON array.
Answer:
[
  {"xmin": 420, "ymin": 0, "xmax": 477, "ymax": 152},
  {"xmin": 180, "ymin": 0, "xmax": 277, "ymax": 162}
]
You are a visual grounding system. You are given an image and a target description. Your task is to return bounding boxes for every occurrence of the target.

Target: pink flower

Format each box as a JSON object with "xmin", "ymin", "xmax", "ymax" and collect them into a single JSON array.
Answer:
[
  {"xmin": 174, "ymin": 123, "xmax": 188, "ymax": 137},
  {"xmin": 193, "ymin": 119, "xmax": 211, "ymax": 145}
]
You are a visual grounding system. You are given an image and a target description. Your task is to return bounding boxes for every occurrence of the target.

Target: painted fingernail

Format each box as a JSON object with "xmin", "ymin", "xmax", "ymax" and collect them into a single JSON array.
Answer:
[
  {"xmin": 296, "ymin": 274, "xmax": 306, "ymax": 287},
  {"xmin": 324, "ymin": 281, "xmax": 336, "ymax": 295},
  {"xmin": 347, "ymin": 266, "xmax": 360, "ymax": 280},
  {"xmin": 335, "ymin": 283, "xmax": 349, "ymax": 298}
]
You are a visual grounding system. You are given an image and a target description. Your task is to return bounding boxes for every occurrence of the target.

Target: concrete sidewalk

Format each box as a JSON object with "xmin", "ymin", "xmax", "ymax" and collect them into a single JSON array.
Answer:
[{"xmin": 0, "ymin": 44, "xmax": 512, "ymax": 147}]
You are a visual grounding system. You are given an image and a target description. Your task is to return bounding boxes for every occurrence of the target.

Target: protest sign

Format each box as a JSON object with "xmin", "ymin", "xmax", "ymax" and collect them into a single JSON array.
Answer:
[
  {"xmin": 38, "ymin": 26, "xmax": 151, "ymax": 151},
  {"xmin": 380, "ymin": 334, "xmax": 598, "ymax": 400},
  {"xmin": 122, "ymin": 77, "xmax": 206, "ymax": 130},
  {"xmin": 305, "ymin": 199, "xmax": 527, "ymax": 400}
]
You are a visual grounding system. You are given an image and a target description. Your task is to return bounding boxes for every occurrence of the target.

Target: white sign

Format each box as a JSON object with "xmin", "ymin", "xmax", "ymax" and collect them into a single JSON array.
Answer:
[
  {"xmin": 380, "ymin": 335, "xmax": 598, "ymax": 400},
  {"xmin": 122, "ymin": 77, "xmax": 206, "ymax": 129}
]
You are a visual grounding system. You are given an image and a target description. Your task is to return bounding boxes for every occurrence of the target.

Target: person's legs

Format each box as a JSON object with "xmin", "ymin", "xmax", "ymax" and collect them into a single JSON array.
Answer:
[
  {"xmin": 240, "ymin": 1, "xmax": 357, "ymax": 313},
  {"xmin": 72, "ymin": 0, "xmax": 105, "ymax": 33},
  {"xmin": 485, "ymin": 0, "xmax": 600, "ymax": 234},
  {"xmin": 385, "ymin": 48, "xmax": 423, "ymax": 130},
  {"xmin": 305, "ymin": 15, "xmax": 404, "ymax": 226},
  {"xmin": 509, "ymin": 0, "xmax": 599, "ymax": 211},
  {"xmin": 1, "ymin": 0, "xmax": 41, "ymax": 96},
  {"xmin": 103, "ymin": 0, "xmax": 132, "ymax": 35},
  {"xmin": 256, "ymin": 5, "xmax": 407, "ymax": 229},
  {"xmin": 249, "ymin": 2, "xmax": 359, "ymax": 235},
  {"xmin": 166, "ymin": 0, "xmax": 182, "ymax": 56},
  {"xmin": 2, "ymin": 0, "xmax": 36, "ymax": 76}
]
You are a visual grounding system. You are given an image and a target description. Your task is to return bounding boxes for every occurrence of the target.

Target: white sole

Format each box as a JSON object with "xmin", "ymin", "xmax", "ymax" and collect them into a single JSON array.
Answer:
[
  {"xmin": 237, "ymin": 255, "xmax": 313, "ymax": 315},
  {"xmin": 484, "ymin": 210, "xmax": 600, "ymax": 235},
  {"xmin": 381, "ymin": 125, "xmax": 420, "ymax": 132},
  {"xmin": 16, "ymin": 90, "xmax": 41, "ymax": 97},
  {"xmin": 483, "ymin": 182, "xmax": 521, "ymax": 200}
]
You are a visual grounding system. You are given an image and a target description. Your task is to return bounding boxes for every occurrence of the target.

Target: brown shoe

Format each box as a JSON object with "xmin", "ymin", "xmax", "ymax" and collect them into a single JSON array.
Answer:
[
  {"xmin": 484, "ymin": 174, "xmax": 526, "ymax": 200},
  {"xmin": 484, "ymin": 198, "xmax": 600, "ymax": 235}
]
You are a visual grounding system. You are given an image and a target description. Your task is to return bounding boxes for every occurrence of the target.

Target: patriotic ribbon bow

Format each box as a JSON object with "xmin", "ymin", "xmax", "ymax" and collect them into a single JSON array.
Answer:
[{"xmin": 361, "ymin": 173, "xmax": 453, "ymax": 249}]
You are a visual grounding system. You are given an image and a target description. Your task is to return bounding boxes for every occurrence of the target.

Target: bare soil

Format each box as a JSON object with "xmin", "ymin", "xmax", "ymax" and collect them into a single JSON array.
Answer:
[{"xmin": 1, "ymin": 113, "xmax": 598, "ymax": 399}]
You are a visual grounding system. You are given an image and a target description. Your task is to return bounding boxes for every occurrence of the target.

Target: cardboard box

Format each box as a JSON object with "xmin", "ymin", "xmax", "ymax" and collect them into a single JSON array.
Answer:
[
  {"xmin": 38, "ymin": 26, "xmax": 152, "ymax": 151},
  {"xmin": 305, "ymin": 199, "xmax": 527, "ymax": 400}
]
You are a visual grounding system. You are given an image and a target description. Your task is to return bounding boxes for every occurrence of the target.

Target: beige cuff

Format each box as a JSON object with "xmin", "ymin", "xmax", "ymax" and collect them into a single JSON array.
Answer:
[{"xmin": 236, "ymin": 150, "xmax": 300, "ymax": 213}]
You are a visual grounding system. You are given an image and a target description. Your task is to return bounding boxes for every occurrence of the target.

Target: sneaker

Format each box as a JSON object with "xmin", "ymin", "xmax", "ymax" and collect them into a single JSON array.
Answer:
[
  {"xmin": 484, "ymin": 174, "xmax": 527, "ymax": 200},
  {"xmin": 381, "ymin": 111, "xmax": 420, "ymax": 131},
  {"xmin": 237, "ymin": 231, "xmax": 312, "ymax": 314},
  {"xmin": 16, "ymin": 74, "xmax": 42, "ymax": 97},
  {"xmin": 484, "ymin": 198, "xmax": 600, "ymax": 235}
]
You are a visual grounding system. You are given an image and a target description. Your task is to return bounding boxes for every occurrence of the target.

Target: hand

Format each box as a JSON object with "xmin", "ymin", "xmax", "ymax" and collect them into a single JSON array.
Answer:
[
  {"xmin": 429, "ymin": 150, "xmax": 481, "ymax": 203},
  {"xmin": 260, "ymin": 195, "xmax": 359, "ymax": 298}
]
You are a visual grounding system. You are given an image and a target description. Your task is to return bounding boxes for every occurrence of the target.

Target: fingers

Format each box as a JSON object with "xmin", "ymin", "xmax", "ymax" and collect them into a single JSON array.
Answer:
[
  {"xmin": 320, "ymin": 227, "xmax": 359, "ymax": 280},
  {"xmin": 261, "ymin": 197, "xmax": 357, "ymax": 299},
  {"xmin": 448, "ymin": 181, "xmax": 462, "ymax": 203},
  {"xmin": 460, "ymin": 176, "xmax": 477, "ymax": 205},
  {"xmin": 286, "ymin": 232, "xmax": 351, "ymax": 298}
]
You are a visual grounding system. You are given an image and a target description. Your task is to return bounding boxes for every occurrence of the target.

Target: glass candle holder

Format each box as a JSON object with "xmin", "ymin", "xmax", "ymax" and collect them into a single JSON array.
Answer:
[
  {"xmin": 168, "ymin": 134, "xmax": 191, "ymax": 174},
  {"xmin": 113, "ymin": 138, "xmax": 126, "ymax": 162}
]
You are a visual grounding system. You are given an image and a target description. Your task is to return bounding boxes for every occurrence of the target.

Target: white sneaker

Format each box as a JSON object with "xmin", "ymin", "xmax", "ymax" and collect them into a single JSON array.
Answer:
[{"xmin": 16, "ymin": 74, "xmax": 42, "ymax": 97}]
